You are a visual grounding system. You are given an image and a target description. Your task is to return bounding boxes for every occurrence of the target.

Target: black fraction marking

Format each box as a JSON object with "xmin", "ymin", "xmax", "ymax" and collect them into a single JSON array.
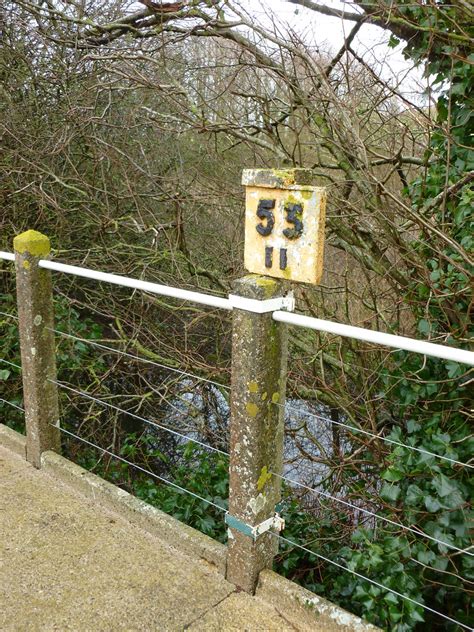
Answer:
[
  {"xmin": 283, "ymin": 202, "xmax": 304, "ymax": 240},
  {"xmin": 265, "ymin": 246, "xmax": 273, "ymax": 268},
  {"xmin": 256, "ymin": 199, "xmax": 275, "ymax": 236},
  {"xmin": 279, "ymin": 248, "xmax": 287, "ymax": 270}
]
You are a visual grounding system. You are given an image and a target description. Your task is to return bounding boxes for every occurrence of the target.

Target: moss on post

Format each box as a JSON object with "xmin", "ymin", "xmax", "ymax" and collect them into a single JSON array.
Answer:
[{"xmin": 14, "ymin": 230, "xmax": 60, "ymax": 468}]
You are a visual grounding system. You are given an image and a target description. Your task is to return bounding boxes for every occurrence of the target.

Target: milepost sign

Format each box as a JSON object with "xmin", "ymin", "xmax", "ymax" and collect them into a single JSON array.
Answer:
[{"xmin": 243, "ymin": 169, "xmax": 326, "ymax": 285}]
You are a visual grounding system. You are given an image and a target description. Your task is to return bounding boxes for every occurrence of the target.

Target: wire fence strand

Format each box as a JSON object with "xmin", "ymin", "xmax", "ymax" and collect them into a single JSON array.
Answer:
[
  {"xmin": 54, "ymin": 425, "xmax": 227, "ymax": 512},
  {"xmin": 0, "ymin": 310, "xmax": 19, "ymax": 321},
  {"xmin": 271, "ymin": 532, "xmax": 473, "ymax": 632},
  {"xmin": 272, "ymin": 472, "xmax": 473, "ymax": 557},
  {"xmin": 0, "ymin": 358, "xmax": 21, "ymax": 370},
  {"xmin": 50, "ymin": 328, "xmax": 230, "ymax": 391},
  {"xmin": 51, "ymin": 379, "xmax": 229, "ymax": 456},
  {"xmin": 284, "ymin": 402, "xmax": 474, "ymax": 469},
  {"xmin": 0, "ymin": 398, "xmax": 24, "ymax": 412}
]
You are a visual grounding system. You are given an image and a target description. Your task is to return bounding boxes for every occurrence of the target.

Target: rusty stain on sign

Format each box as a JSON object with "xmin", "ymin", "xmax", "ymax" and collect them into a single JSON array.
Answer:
[{"xmin": 243, "ymin": 169, "xmax": 326, "ymax": 284}]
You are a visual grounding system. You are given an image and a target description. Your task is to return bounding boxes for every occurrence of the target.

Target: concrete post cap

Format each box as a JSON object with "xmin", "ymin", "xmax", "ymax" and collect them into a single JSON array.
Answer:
[
  {"xmin": 242, "ymin": 168, "xmax": 317, "ymax": 188},
  {"xmin": 13, "ymin": 230, "xmax": 50, "ymax": 257}
]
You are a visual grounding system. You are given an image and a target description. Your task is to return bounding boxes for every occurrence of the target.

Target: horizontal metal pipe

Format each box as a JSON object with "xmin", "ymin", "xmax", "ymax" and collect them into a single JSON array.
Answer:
[
  {"xmin": 273, "ymin": 311, "xmax": 474, "ymax": 367},
  {"xmin": 3, "ymin": 248, "xmax": 473, "ymax": 365},
  {"xmin": 38, "ymin": 259, "xmax": 232, "ymax": 310}
]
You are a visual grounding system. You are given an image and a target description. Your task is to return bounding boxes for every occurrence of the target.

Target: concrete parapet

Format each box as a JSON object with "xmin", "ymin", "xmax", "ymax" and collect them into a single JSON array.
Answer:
[
  {"xmin": 0, "ymin": 424, "xmax": 26, "ymax": 459},
  {"xmin": 257, "ymin": 569, "xmax": 381, "ymax": 632}
]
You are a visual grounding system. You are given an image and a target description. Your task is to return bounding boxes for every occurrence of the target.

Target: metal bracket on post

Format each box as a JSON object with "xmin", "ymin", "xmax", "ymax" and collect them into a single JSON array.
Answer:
[
  {"xmin": 225, "ymin": 512, "xmax": 285, "ymax": 542},
  {"xmin": 228, "ymin": 292, "xmax": 294, "ymax": 314}
]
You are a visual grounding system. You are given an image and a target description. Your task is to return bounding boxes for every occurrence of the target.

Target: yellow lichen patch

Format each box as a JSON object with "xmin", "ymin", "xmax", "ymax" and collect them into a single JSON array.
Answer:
[
  {"xmin": 273, "ymin": 169, "xmax": 296, "ymax": 186},
  {"xmin": 14, "ymin": 230, "xmax": 50, "ymax": 257},
  {"xmin": 261, "ymin": 391, "xmax": 268, "ymax": 401},
  {"xmin": 254, "ymin": 276, "xmax": 278, "ymax": 298},
  {"xmin": 246, "ymin": 402, "xmax": 259, "ymax": 417},
  {"xmin": 271, "ymin": 392, "xmax": 280, "ymax": 404},
  {"xmin": 23, "ymin": 260, "xmax": 31, "ymax": 270},
  {"xmin": 255, "ymin": 277, "xmax": 276, "ymax": 288},
  {"xmin": 257, "ymin": 465, "xmax": 273, "ymax": 491},
  {"xmin": 248, "ymin": 381, "xmax": 259, "ymax": 393},
  {"xmin": 242, "ymin": 168, "xmax": 316, "ymax": 188}
]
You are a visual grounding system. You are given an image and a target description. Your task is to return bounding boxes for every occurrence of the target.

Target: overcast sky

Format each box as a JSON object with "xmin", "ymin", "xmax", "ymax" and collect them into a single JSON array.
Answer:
[
  {"xmin": 124, "ymin": 0, "xmax": 429, "ymax": 102},
  {"xmin": 241, "ymin": 0, "xmax": 429, "ymax": 102}
]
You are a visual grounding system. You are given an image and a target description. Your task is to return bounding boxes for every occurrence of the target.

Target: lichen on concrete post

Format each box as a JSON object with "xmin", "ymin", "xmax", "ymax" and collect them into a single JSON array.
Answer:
[
  {"xmin": 226, "ymin": 274, "xmax": 288, "ymax": 594},
  {"xmin": 13, "ymin": 230, "xmax": 60, "ymax": 468}
]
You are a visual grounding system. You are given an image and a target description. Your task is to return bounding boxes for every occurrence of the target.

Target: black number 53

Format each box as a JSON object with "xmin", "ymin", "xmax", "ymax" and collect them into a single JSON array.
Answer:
[{"xmin": 255, "ymin": 199, "xmax": 304, "ymax": 239}]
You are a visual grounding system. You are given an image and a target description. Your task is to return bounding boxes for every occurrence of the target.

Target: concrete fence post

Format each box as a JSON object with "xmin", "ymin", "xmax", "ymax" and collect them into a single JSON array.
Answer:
[
  {"xmin": 14, "ymin": 230, "xmax": 60, "ymax": 468},
  {"xmin": 226, "ymin": 275, "xmax": 288, "ymax": 593}
]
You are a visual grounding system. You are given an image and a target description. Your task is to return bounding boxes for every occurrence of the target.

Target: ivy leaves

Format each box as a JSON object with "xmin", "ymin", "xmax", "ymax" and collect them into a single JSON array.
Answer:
[{"xmin": 334, "ymin": 7, "xmax": 474, "ymax": 626}]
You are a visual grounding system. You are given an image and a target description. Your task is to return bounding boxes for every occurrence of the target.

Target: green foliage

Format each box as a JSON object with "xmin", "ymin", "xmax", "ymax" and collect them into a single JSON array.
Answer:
[
  {"xmin": 0, "ymin": 291, "xmax": 106, "ymax": 433},
  {"xmin": 391, "ymin": 1, "xmax": 473, "ymax": 70},
  {"xmin": 336, "ymin": 532, "xmax": 425, "ymax": 630},
  {"xmin": 333, "ymin": 10, "xmax": 474, "ymax": 629},
  {"xmin": 0, "ymin": 295, "xmax": 23, "ymax": 432},
  {"xmin": 123, "ymin": 441, "xmax": 229, "ymax": 542},
  {"xmin": 274, "ymin": 496, "xmax": 351, "ymax": 596},
  {"xmin": 54, "ymin": 302, "xmax": 106, "ymax": 383}
]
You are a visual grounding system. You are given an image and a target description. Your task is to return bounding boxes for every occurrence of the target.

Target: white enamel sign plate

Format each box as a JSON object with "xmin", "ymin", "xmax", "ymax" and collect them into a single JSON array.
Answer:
[{"xmin": 244, "ymin": 185, "xmax": 326, "ymax": 284}]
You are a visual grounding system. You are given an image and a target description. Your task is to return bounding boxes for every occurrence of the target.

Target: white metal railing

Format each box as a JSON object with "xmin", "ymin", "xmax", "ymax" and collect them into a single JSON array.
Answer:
[
  {"xmin": 39, "ymin": 259, "xmax": 232, "ymax": 310},
  {"xmin": 1, "ymin": 251, "xmax": 473, "ymax": 366},
  {"xmin": 273, "ymin": 311, "xmax": 474, "ymax": 365}
]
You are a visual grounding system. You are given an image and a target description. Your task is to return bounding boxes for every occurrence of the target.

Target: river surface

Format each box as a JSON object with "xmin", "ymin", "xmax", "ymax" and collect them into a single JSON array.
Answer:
[{"xmin": 162, "ymin": 380, "xmax": 350, "ymax": 490}]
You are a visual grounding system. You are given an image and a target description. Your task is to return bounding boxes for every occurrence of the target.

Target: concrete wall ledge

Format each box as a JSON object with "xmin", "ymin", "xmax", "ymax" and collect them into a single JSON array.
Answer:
[
  {"xmin": 1, "ymin": 424, "xmax": 380, "ymax": 631},
  {"xmin": 0, "ymin": 423, "xmax": 225, "ymax": 573},
  {"xmin": 0, "ymin": 423, "xmax": 26, "ymax": 459},
  {"xmin": 257, "ymin": 570, "xmax": 380, "ymax": 632}
]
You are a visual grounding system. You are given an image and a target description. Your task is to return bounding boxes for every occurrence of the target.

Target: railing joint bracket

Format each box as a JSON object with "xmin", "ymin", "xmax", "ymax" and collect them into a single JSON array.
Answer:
[
  {"xmin": 225, "ymin": 512, "xmax": 285, "ymax": 541},
  {"xmin": 228, "ymin": 292, "xmax": 294, "ymax": 314}
]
